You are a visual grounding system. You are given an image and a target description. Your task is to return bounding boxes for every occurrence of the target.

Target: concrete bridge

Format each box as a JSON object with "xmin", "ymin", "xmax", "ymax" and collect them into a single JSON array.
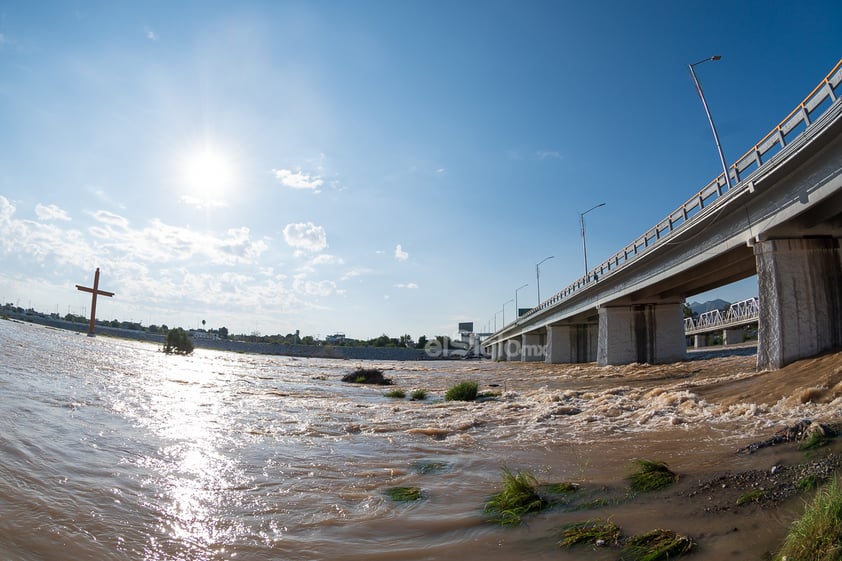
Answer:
[{"xmin": 484, "ymin": 58, "xmax": 842, "ymax": 371}]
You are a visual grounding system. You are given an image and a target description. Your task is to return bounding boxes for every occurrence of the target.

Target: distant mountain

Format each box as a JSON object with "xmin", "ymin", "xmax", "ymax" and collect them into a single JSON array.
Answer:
[{"xmin": 688, "ymin": 299, "xmax": 731, "ymax": 315}]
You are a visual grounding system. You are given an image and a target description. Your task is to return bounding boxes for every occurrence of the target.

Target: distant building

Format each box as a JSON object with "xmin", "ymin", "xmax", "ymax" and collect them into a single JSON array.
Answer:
[{"xmin": 325, "ymin": 333, "xmax": 346, "ymax": 344}]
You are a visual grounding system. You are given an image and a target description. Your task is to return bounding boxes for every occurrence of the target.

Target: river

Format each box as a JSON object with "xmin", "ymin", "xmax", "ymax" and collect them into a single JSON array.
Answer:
[{"xmin": 2, "ymin": 318, "xmax": 840, "ymax": 560}]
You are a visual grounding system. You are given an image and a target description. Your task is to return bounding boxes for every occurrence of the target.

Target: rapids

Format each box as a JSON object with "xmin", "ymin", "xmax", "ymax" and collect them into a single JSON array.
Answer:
[{"xmin": 1, "ymin": 318, "xmax": 841, "ymax": 560}]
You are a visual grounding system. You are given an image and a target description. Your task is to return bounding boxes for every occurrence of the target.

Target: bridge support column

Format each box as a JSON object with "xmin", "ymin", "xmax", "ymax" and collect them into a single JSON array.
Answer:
[
  {"xmin": 489, "ymin": 343, "xmax": 499, "ymax": 361},
  {"xmin": 723, "ymin": 328, "xmax": 744, "ymax": 345},
  {"xmin": 693, "ymin": 334, "xmax": 706, "ymax": 348},
  {"xmin": 545, "ymin": 324, "xmax": 597, "ymax": 363},
  {"xmin": 503, "ymin": 339, "xmax": 520, "ymax": 361},
  {"xmin": 755, "ymin": 238, "xmax": 842, "ymax": 370},
  {"xmin": 521, "ymin": 333, "xmax": 544, "ymax": 361},
  {"xmin": 597, "ymin": 302, "xmax": 686, "ymax": 366}
]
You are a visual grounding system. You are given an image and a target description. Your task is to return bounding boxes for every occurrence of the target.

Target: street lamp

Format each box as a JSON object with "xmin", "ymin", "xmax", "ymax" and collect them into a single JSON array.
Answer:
[
  {"xmin": 689, "ymin": 55, "xmax": 731, "ymax": 189},
  {"xmin": 502, "ymin": 299, "xmax": 513, "ymax": 326},
  {"xmin": 536, "ymin": 256, "xmax": 554, "ymax": 304},
  {"xmin": 579, "ymin": 203, "xmax": 605, "ymax": 278},
  {"xmin": 514, "ymin": 283, "xmax": 528, "ymax": 320}
]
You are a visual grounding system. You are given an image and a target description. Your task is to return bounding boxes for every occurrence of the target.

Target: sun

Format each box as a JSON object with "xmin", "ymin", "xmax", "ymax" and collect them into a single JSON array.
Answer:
[{"xmin": 179, "ymin": 145, "xmax": 236, "ymax": 203}]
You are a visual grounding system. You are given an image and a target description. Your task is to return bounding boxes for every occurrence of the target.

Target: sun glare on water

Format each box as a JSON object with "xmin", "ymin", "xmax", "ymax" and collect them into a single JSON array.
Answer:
[{"xmin": 180, "ymin": 145, "xmax": 237, "ymax": 206}]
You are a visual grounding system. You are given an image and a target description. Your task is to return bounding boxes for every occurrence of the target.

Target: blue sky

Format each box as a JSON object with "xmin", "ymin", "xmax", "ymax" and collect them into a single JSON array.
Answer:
[{"xmin": 1, "ymin": 1, "xmax": 841, "ymax": 339}]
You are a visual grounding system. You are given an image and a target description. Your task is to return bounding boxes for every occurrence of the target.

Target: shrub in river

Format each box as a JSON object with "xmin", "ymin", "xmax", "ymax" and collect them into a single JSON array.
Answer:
[
  {"xmin": 621, "ymin": 529, "xmax": 694, "ymax": 561},
  {"xmin": 385, "ymin": 486, "xmax": 422, "ymax": 502},
  {"xmin": 383, "ymin": 388, "xmax": 406, "ymax": 399},
  {"xmin": 484, "ymin": 468, "xmax": 548, "ymax": 526},
  {"xmin": 774, "ymin": 475, "xmax": 842, "ymax": 561},
  {"xmin": 341, "ymin": 368, "xmax": 392, "ymax": 385},
  {"xmin": 410, "ymin": 388, "xmax": 427, "ymax": 401},
  {"xmin": 627, "ymin": 460, "xmax": 678, "ymax": 493},
  {"xmin": 557, "ymin": 518, "xmax": 620, "ymax": 547},
  {"xmin": 163, "ymin": 327, "xmax": 194, "ymax": 355},
  {"xmin": 445, "ymin": 380, "xmax": 479, "ymax": 401}
]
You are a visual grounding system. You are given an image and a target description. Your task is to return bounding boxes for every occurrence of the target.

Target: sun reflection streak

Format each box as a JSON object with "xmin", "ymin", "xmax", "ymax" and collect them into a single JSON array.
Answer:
[{"xmin": 137, "ymin": 358, "xmax": 249, "ymax": 560}]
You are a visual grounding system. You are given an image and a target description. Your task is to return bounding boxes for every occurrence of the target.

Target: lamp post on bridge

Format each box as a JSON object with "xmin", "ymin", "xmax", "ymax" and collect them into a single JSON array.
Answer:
[
  {"xmin": 689, "ymin": 55, "xmax": 731, "ymax": 189},
  {"xmin": 502, "ymin": 299, "xmax": 513, "ymax": 327},
  {"xmin": 514, "ymin": 283, "xmax": 528, "ymax": 321},
  {"xmin": 536, "ymin": 256, "xmax": 554, "ymax": 305},
  {"xmin": 579, "ymin": 203, "xmax": 605, "ymax": 279}
]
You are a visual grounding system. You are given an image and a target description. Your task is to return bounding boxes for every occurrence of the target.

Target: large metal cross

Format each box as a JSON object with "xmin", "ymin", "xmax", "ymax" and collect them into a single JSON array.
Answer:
[{"xmin": 75, "ymin": 267, "xmax": 115, "ymax": 337}]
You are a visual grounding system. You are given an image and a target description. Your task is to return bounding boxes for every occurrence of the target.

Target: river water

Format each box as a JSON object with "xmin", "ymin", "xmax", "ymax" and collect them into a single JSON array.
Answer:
[{"xmin": 2, "ymin": 319, "xmax": 840, "ymax": 561}]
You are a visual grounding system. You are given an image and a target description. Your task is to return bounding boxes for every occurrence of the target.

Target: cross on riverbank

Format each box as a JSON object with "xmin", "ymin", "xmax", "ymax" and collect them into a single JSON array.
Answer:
[{"xmin": 75, "ymin": 268, "xmax": 115, "ymax": 337}]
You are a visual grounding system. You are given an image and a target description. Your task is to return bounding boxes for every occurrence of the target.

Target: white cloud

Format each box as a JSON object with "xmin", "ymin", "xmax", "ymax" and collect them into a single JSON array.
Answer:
[
  {"xmin": 293, "ymin": 277, "xmax": 336, "ymax": 297},
  {"xmin": 273, "ymin": 169, "xmax": 324, "ymax": 192},
  {"xmin": 394, "ymin": 244, "xmax": 409, "ymax": 261},
  {"xmin": 145, "ymin": 29, "xmax": 158, "ymax": 41},
  {"xmin": 340, "ymin": 267, "xmax": 372, "ymax": 281},
  {"xmin": 35, "ymin": 204, "xmax": 71, "ymax": 221},
  {"xmin": 283, "ymin": 222, "xmax": 328, "ymax": 252},
  {"xmin": 394, "ymin": 282, "xmax": 419, "ymax": 289},
  {"xmin": 92, "ymin": 210, "xmax": 130, "ymax": 229},
  {"xmin": 536, "ymin": 150, "xmax": 562, "ymax": 160}
]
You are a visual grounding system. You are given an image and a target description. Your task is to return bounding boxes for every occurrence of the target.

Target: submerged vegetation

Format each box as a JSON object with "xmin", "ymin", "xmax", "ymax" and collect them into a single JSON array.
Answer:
[
  {"xmin": 383, "ymin": 388, "xmax": 406, "ymax": 399},
  {"xmin": 410, "ymin": 388, "xmax": 427, "ymax": 400},
  {"xmin": 622, "ymin": 529, "xmax": 694, "ymax": 561},
  {"xmin": 557, "ymin": 518, "xmax": 621, "ymax": 547},
  {"xmin": 484, "ymin": 468, "xmax": 548, "ymax": 526},
  {"xmin": 384, "ymin": 486, "xmax": 422, "ymax": 502},
  {"xmin": 627, "ymin": 460, "xmax": 678, "ymax": 493},
  {"xmin": 445, "ymin": 380, "xmax": 479, "ymax": 401},
  {"xmin": 774, "ymin": 476, "xmax": 842, "ymax": 561}
]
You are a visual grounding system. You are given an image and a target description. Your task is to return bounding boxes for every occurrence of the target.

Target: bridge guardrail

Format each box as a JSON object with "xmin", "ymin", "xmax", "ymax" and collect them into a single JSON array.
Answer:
[{"xmin": 504, "ymin": 58, "xmax": 842, "ymax": 333}]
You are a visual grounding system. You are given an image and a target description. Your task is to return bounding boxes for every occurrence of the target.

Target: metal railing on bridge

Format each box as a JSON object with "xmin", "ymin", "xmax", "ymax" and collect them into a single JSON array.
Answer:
[
  {"xmin": 684, "ymin": 297, "xmax": 759, "ymax": 336},
  {"xmin": 506, "ymin": 58, "xmax": 842, "ymax": 330}
]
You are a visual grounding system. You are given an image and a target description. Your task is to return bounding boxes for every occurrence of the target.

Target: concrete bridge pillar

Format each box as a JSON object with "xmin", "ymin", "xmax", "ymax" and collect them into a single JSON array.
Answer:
[
  {"xmin": 754, "ymin": 238, "xmax": 842, "ymax": 370},
  {"xmin": 545, "ymin": 324, "xmax": 597, "ymax": 363},
  {"xmin": 597, "ymin": 302, "xmax": 686, "ymax": 366},
  {"xmin": 489, "ymin": 343, "xmax": 499, "ymax": 361},
  {"xmin": 503, "ymin": 339, "xmax": 520, "ymax": 361},
  {"xmin": 521, "ymin": 333, "xmax": 544, "ymax": 362},
  {"xmin": 723, "ymin": 328, "xmax": 744, "ymax": 345},
  {"xmin": 693, "ymin": 334, "xmax": 706, "ymax": 348}
]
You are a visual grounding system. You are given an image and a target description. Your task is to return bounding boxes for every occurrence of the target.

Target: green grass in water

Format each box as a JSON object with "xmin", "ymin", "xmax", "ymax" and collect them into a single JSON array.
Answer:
[
  {"xmin": 385, "ymin": 486, "xmax": 422, "ymax": 502},
  {"xmin": 383, "ymin": 388, "xmax": 406, "ymax": 398},
  {"xmin": 736, "ymin": 489, "xmax": 765, "ymax": 506},
  {"xmin": 558, "ymin": 518, "xmax": 620, "ymax": 547},
  {"xmin": 445, "ymin": 380, "xmax": 479, "ymax": 402},
  {"xmin": 410, "ymin": 389, "xmax": 427, "ymax": 400},
  {"xmin": 621, "ymin": 529, "xmax": 694, "ymax": 561},
  {"xmin": 799, "ymin": 431, "xmax": 830, "ymax": 451},
  {"xmin": 774, "ymin": 475, "xmax": 842, "ymax": 561},
  {"xmin": 484, "ymin": 468, "xmax": 548, "ymax": 526},
  {"xmin": 627, "ymin": 460, "xmax": 678, "ymax": 493},
  {"xmin": 411, "ymin": 460, "xmax": 449, "ymax": 474}
]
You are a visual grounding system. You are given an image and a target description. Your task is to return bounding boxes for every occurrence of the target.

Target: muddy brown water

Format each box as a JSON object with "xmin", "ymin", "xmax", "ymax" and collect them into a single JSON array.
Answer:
[{"xmin": 1, "ymin": 318, "xmax": 840, "ymax": 560}]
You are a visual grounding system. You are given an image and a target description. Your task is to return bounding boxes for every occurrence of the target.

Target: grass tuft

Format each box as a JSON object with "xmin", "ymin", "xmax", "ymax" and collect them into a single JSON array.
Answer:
[
  {"xmin": 621, "ymin": 529, "xmax": 694, "ymax": 561},
  {"xmin": 383, "ymin": 388, "xmax": 406, "ymax": 399},
  {"xmin": 445, "ymin": 381, "xmax": 479, "ymax": 402},
  {"xmin": 799, "ymin": 430, "xmax": 829, "ymax": 451},
  {"xmin": 385, "ymin": 486, "xmax": 422, "ymax": 502},
  {"xmin": 774, "ymin": 475, "xmax": 842, "ymax": 561},
  {"xmin": 627, "ymin": 460, "xmax": 678, "ymax": 493},
  {"xmin": 410, "ymin": 388, "xmax": 427, "ymax": 401},
  {"xmin": 736, "ymin": 489, "xmax": 765, "ymax": 506},
  {"xmin": 797, "ymin": 474, "xmax": 821, "ymax": 492},
  {"xmin": 484, "ymin": 468, "xmax": 548, "ymax": 526},
  {"xmin": 410, "ymin": 460, "xmax": 450, "ymax": 474},
  {"xmin": 558, "ymin": 518, "xmax": 620, "ymax": 547}
]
